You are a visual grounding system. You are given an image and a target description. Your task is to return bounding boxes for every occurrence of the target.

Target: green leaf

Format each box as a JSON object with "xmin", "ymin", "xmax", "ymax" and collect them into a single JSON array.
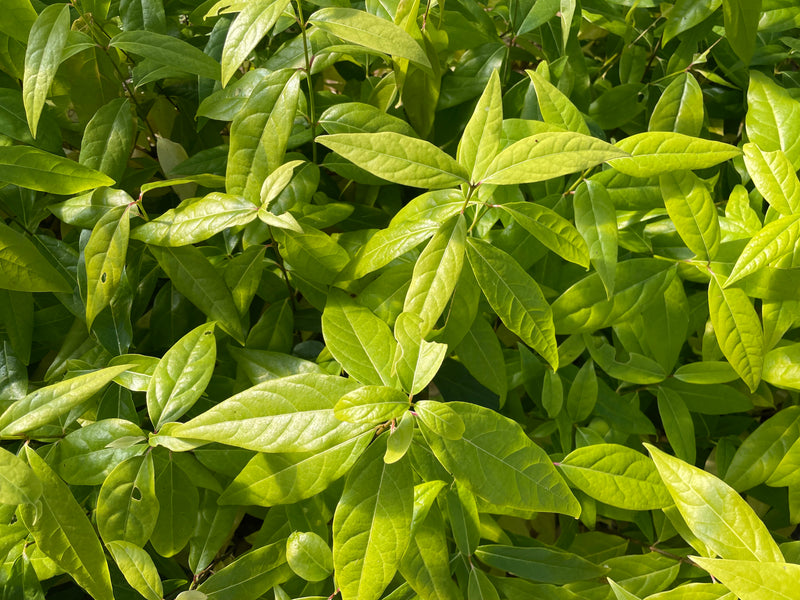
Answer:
[
  {"xmin": 574, "ymin": 180, "xmax": 617, "ymax": 297},
  {"xmin": 659, "ymin": 170, "xmax": 720, "ymax": 261},
  {"xmin": 322, "ymin": 289, "xmax": 397, "ymax": 387},
  {"xmin": 392, "ymin": 312, "xmax": 447, "ymax": 396},
  {"xmin": 197, "ymin": 541, "xmax": 292, "ymax": 599},
  {"xmin": 499, "ymin": 201, "xmax": 589, "ymax": 268},
  {"xmin": 219, "ymin": 432, "xmax": 371, "ymax": 506},
  {"xmin": 469, "ymin": 568, "xmax": 500, "ymax": 600},
  {"xmin": 527, "ymin": 69, "xmax": 590, "ymax": 135},
  {"xmin": 333, "ymin": 436, "xmax": 414, "ymax": 600},
  {"xmin": 385, "ymin": 411, "xmax": 414, "ymax": 464},
  {"xmin": 445, "ymin": 482, "xmax": 480, "ymax": 556},
  {"xmin": 474, "ymin": 545, "xmax": 608, "ymax": 584},
  {"xmin": 466, "ymin": 237, "xmax": 558, "ymax": 370},
  {"xmin": 482, "ymin": 132, "xmax": 626, "ymax": 185},
  {"xmin": 656, "ymin": 387, "xmax": 696, "ymax": 465},
  {"xmin": 334, "ymin": 385, "xmax": 409, "ymax": 425},
  {"xmin": 0, "ymin": 146, "xmax": 115, "ymax": 194},
  {"xmin": 19, "ymin": 446, "xmax": 113, "ymax": 600},
  {"xmin": 0, "ymin": 445, "xmax": 41, "ymax": 505},
  {"xmin": 277, "ymin": 226, "xmax": 350, "ymax": 284},
  {"xmin": 566, "ymin": 359, "xmax": 597, "ymax": 422},
  {"xmin": 708, "ymin": 275, "xmax": 764, "ymax": 392},
  {"xmin": 415, "ymin": 400, "xmax": 465, "ymax": 441},
  {"xmin": 149, "ymin": 246, "xmax": 245, "ymax": 344},
  {"xmin": 110, "ymin": 31, "xmax": 222, "ymax": 80},
  {"xmin": 423, "ymin": 402, "xmax": 580, "ymax": 517},
  {"xmin": 150, "ymin": 449, "xmax": 199, "ymax": 557},
  {"xmin": 746, "ymin": 71, "xmax": 800, "ymax": 169},
  {"xmin": 725, "ymin": 214, "xmax": 800, "ymax": 286},
  {"xmin": 286, "ymin": 531, "xmax": 334, "ymax": 582},
  {"xmin": 722, "ymin": 0, "xmax": 762, "ymax": 64},
  {"xmin": 0, "ymin": 221, "xmax": 72, "ymax": 293},
  {"xmin": 79, "ymin": 99, "xmax": 135, "ymax": 182},
  {"xmin": 309, "ymin": 8, "xmax": 431, "ymax": 72},
  {"xmin": 221, "ymin": 0, "xmax": 293, "ymax": 86},
  {"xmin": 763, "ymin": 342, "xmax": 800, "ymax": 392},
  {"xmin": 172, "ymin": 373, "xmax": 370, "ymax": 452},
  {"xmin": 189, "ymin": 491, "xmax": 239, "ymax": 574},
  {"xmin": 85, "ymin": 205, "xmax": 130, "ymax": 328},
  {"xmin": 318, "ymin": 133, "xmax": 468, "ymax": 189},
  {"xmin": 97, "ymin": 453, "xmax": 158, "ymax": 547},
  {"xmin": 23, "ymin": 4, "xmax": 70, "ymax": 137},
  {"xmin": 608, "ymin": 133, "xmax": 741, "ymax": 177},
  {"xmin": 552, "ymin": 259, "xmax": 676, "ymax": 334},
  {"xmin": 0, "ymin": 365, "xmax": 130, "ymax": 436},
  {"xmin": 692, "ymin": 557, "xmax": 799, "ymax": 600},
  {"xmin": 646, "ymin": 443, "xmax": 783, "ymax": 562},
  {"xmin": 559, "ymin": 443, "xmax": 672, "ymax": 510},
  {"xmin": 106, "ymin": 541, "xmax": 163, "ymax": 600},
  {"xmin": 458, "ymin": 69, "xmax": 503, "ymax": 182},
  {"xmin": 0, "ymin": 0, "xmax": 37, "ymax": 43},
  {"xmin": 319, "ymin": 102, "xmax": 418, "ymax": 137},
  {"xmin": 649, "ymin": 73, "xmax": 705, "ymax": 137},
  {"xmin": 148, "ymin": 322, "xmax": 216, "ymax": 429},
  {"xmin": 662, "ymin": 0, "xmax": 721, "ymax": 44},
  {"xmin": 742, "ymin": 143, "xmax": 800, "ymax": 215},
  {"xmin": 586, "ymin": 334, "xmax": 667, "ymax": 384},
  {"xmin": 672, "ymin": 361, "xmax": 739, "ymax": 384}
]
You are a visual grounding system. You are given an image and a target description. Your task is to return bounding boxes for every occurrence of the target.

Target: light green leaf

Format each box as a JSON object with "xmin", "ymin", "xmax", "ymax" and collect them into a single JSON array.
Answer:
[
  {"xmin": 318, "ymin": 133, "xmax": 468, "ymax": 189},
  {"xmin": 0, "ymin": 446, "xmax": 41, "ymax": 505},
  {"xmin": 672, "ymin": 361, "xmax": 739, "ymax": 384},
  {"xmin": 319, "ymin": 102, "xmax": 418, "ymax": 137},
  {"xmin": 743, "ymin": 143, "xmax": 800, "ymax": 215},
  {"xmin": 482, "ymin": 131, "xmax": 626, "ymax": 185},
  {"xmin": 586, "ymin": 334, "xmax": 667, "ymax": 384},
  {"xmin": 385, "ymin": 412, "xmax": 414, "ymax": 464},
  {"xmin": 656, "ymin": 387, "xmax": 696, "ymax": 465},
  {"xmin": 527, "ymin": 69, "xmax": 590, "ymax": 135},
  {"xmin": 221, "ymin": 0, "xmax": 293, "ymax": 86},
  {"xmin": 458, "ymin": 69, "xmax": 503, "ymax": 182},
  {"xmin": 499, "ymin": 201, "xmax": 590, "ymax": 268},
  {"xmin": 110, "ymin": 31, "xmax": 221, "ymax": 80},
  {"xmin": 334, "ymin": 385, "xmax": 409, "ymax": 424},
  {"xmin": 172, "ymin": 373, "xmax": 370, "ymax": 452},
  {"xmin": 469, "ymin": 567, "xmax": 500, "ymax": 600},
  {"xmin": 446, "ymin": 482, "xmax": 480, "ymax": 557},
  {"xmin": 392, "ymin": 312, "xmax": 447, "ymax": 396},
  {"xmin": 423, "ymin": 402, "xmax": 580, "ymax": 516},
  {"xmin": 333, "ymin": 436, "xmax": 414, "ymax": 600},
  {"xmin": 322, "ymin": 289, "xmax": 397, "ymax": 387},
  {"xmin": 566, "ymin": 359, "xmax": 597, "ymax": 422},
  {"xmin": 0, "ymin": 365, "xmax": 130, "ymax": 436},
  {"xmin": 722, "ymin": 0, "xmax": 762, "ymax": 63},
  {"xmin": 97, "ymin": 454, "xmax": 158, "ymax": 547},
  {"xmin": 79, "ymin": 99, "xmax": 134, "ymax": 182},
  {"xmin": 559, "ymin": 443, "xmax": 671, "ymax": 510},
  {"xmin": 197, "ymin": 541, "xmax": 292, "ymax": 599},
  {"xmin": 466, "ymin": 237, "xmax": 557, "ymax": 370},
  {"xmin": 415, "ymin": 400, "xmax": 465, "ymax": 441},
  {"xmin": 23, "ymin": 4, "xmax": 70, "ymax": 137},
  {"xmin": 660, "ymin": 170, "xmax": 720, "ymax": 260},
  {"xmin": 189, "ymin": 491, "xmax": 239, "ymax": 575},
  {"xmin": 646, "ymin": 444, "xmax": 783, "ymax": 562},
  {"xmin": 609, "ymin": 579, "xmax": 643, "ymax": 600},
  {"xmin": 219, "ymin": 432, "xmax": 370, "ymax": 506},
  {"xmin": 0, "ymin": 221, "xmax": 72, "ymax": 293},
  {"xmin": 474, "ymin": 544, "xmax": 608, "ymax": 584},
  {"xmin": 277, "ymin": 226, "xmax": 350, "ymax": 284},
  {"xmin": 19, "ymin": 446, "xmax": 113, "ymax": 600},
  {"xmin": 692, "ymin": 557, "xmax": 798, "ymax": 600},
  {"xmin": 0, "ymin": 146, "xmax": 115, "ymax": 194},
  {"xmin": 150, "ymin": 450, "xmax": 199, "ymax": 557},
  {"xmin": 725, "ymin": 214, "xmax": 800, "ymax": 286},
  {"xmin": 763, "ymin": 342, "xmax": 800, "ymax": 392},
  {"xmin": 662, "ymin": 0, "xmax": 721, "ymax": 44},
  {"xmin": 649, "ymin": 73, "xmax": 704, "ymax": 137},
  {"xmin": 85, "ymin": 205, "xmax": 130, "ymax": 328},
  {"xmin": 574, "ymin": 180, "xmax": 617, "ymax": 297},
  {"xmin": 0, "ymin": 0, "xmax": 37, "ymax": 43},
  {"xmin": 708, "ymin": 275, "xmax": 764, "ymax": 392},
  {"xmin": 148, "ymin": 322, "xmax": 216, "ymax": 429},
  {"xmin": 286, "ymin": 531, "xmax": 333, "ymax": 582},
  {"xmin": 106, "ymin": 541, "xmax": 163, "ymax": 600},
  {"xmin": 608, "ymin": 132, "xmax": 741, "ymax": 177},
  {"xmin": 746, "ymin": 71, "xmax": 800, "ymax": 169},
  {"xmin": 310, "ymin": 8, "xmax": 431, "ymax": 71}
]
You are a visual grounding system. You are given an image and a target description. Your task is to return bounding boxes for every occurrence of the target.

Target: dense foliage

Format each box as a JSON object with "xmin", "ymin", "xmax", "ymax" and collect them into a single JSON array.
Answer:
[{"xmin": 2, "ymin": 0, "xmax": 800, "ymax": 598}]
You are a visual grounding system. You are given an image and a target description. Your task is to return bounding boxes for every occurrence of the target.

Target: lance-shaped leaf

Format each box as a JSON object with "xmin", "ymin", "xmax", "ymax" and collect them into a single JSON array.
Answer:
[
  {"xmin": 423, "ymin": 402, "xmax": 580, "ymax": 517},
  {"xmin": 227, "ymin": 70, "xmax": 301, "ymax": 203},
  {"xmin": 79, "ymin": 98, "xmax": 134, "ymax": 182},
  {"xmin": 318, "ymin": 133, "xmax": 468, "ymax": 189},
  {"xmin": 559, "ymin": 443, "xmax": 671, "ymax": 510},
  {"xmin": 574, "ymin": 180, "xmax": 617, "ymax": 297},
  {"xmin": 319, "ymin": 102, "xmax": 418, "ymax": 137},
  {"xmin": 18, "ymin": 446, "xmax": 113, "ymax": 600},
  {"xmin": 333, "ymin": 436, "xmax": 414, "ymax": 600},
  {"xmin": 0, "ymin": 364, "xmax": 130, "ymax": 436},
  {"xmin": 110, "ymin": 31, "xmax": 221, "ymax": 80},
  {"xmin": 498, "ymin": 202, "xmax": 589, "ymax": 268},
  {"xmin": 657, "ymin": 387, "xmax": 696, "ymax": 465},
  {"xmin": 23, "ymin": 4, "xmax": 70, "ymax": 137},
  {"xmin": 85, "ymin": 205, "xmax": 130, "ymax": 328},
  {"xmin": 172, "ymin": 373, "xmax": 370, "ymax": 452},
  {"xmin": 219, "ymin": 433, "xmax": 371, "ymax": 506},
  {"xmin": 649, "ymin": 72, "xmax": 704, "ymax": 137},
  {"xmin": 527, "ymin": 69, "xmax": 590, "ymax": 135},
  {"xmin": 0, "ymin": 146, "xmax": 115, "ymax": 194},
  {"xmin": 746, "ymin": 71, "xmax": 800, "ymax": 169},
  {"xmin": 132, "ymin": 193, "xmax": 257, "ymax": 246},
  {"xmin": 646, "ymin": 443, "xmax": 783, "ymax": 562},
  {"xmin": 403, "ymin": 214, "xmax": 466, "ymax": 335},
  {"xmin": 309, "ymin": 8, "xmax": 431, "ymax": 72},
  {"xmin": 725, "ymin": 214, "xmax": 800, "ymax": 286},
  {"xmin": 385, "ymin": 412, "xmax": 414, "ymax": 464},
  {"xmin": 0, "ymin": 220, "xmax": 72, "ymax": 293},
  {"xmin": 552, "ymin": 259, "xmax": 676, "ymax": 334},
  {"xmin": 393, "ymin": 312, "xmax": 447, "ymax": 396},
  {"xmin": 469, "ymin": 568, "xmax": 500, "ymax": 600},
  {"xmin": 482, "ymin": 131, "xmax": 626, "ymax": 185},
  {"xmin": 148, "ymin": 322, "xmax": 216, "ymax": 429},
  {"xmin": 0, "ymin": 446, "xmax": 41, "ymax": 505},
  {"xmin": 692, "ymin": 557, "xmax": 800, "ymax": 600},
  {"xmin": 708, "ymin": 276, "xmax": 763, "ymax": 392},
  {"xmin": 743, "ymin": 143, "xmax": 800, "ymax": 215},
  {"xmin": 474, "ymin": 545, "xmax": 608, "ymax": 584},
  {"xmin": 659, "ymin": 170, "xmax": 720, "ymax": 261},
  {"xmin": 608, "ymin": 132, "xmax": 741, "ymax": 177},
  {"xmin": 334, "ymin": 385, "xmax": 409, "ymax": 425},
  {"xmin": 322, "ymin": 289, "xmax": 397, "ymax": 387},
  {"xmin": 221, "ymin": 0, "xmax": 293, "ymax": 86},
  {"xmin": 150, "ymin": 450, "xmax": 199, "ymax": 557},
  {"xmin": 458, "ymin": 69, "xmax": 503, "ymax": 182},
  {"xmin": 106, "ymin": 541, "xmax": 163, "ymax": 600},
  {"xmin": 466, "ymin": 238, "xmax": 558, "ymax": 370},
  {"xmin": 197, "ymin": 541, "xmax": 292, "ymax": 599},
  {"xmin": 189, "ymin": 491, "xmax": 239, "ymax": 574},
  {"xmin": 97, "ymin": 454, "xmax": 158, "ymax": 547}
]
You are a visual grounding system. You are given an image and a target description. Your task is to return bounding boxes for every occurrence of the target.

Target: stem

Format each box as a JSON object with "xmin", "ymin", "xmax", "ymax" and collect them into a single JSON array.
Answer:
[{"xmin": 295, "ymin": 0, "xmax": 318, "ymax": 163}]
